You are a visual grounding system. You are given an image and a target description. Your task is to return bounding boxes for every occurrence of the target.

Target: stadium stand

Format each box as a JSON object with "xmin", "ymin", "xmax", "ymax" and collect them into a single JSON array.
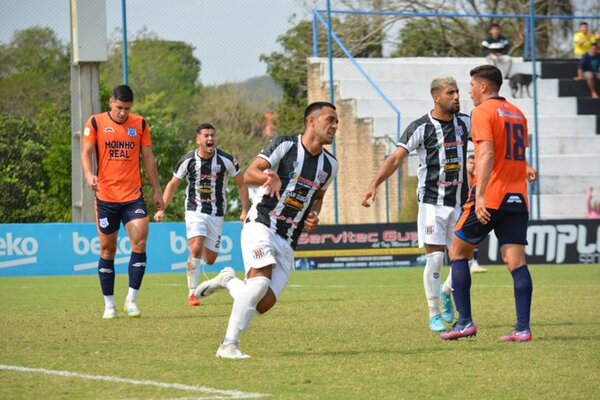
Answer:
[{"xmin": 308, "ymin": 57, "xmax": 600, "ymax": 223}]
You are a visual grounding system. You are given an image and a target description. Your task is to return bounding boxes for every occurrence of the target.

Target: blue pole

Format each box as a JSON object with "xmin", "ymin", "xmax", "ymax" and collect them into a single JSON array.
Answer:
[
  {"xmin": 121, "ymin": 0, "xmax": 129, "ymax": 85},
  {"xmin": 326, "ymin": 0, "xmax": 339, "ymax": 224},
  {"xmin": 529, "ymin": 0, "xmax": 541, "ymax": 219},
  {"xmin": 312, "ymin": 11, "xmax": 319, "ymax": 58}
]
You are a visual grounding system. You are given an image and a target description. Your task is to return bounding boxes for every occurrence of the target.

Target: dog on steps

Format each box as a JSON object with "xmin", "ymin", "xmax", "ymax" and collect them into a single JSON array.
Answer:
[{"xmin": 509, "ymin": 73, "xmax": 533, "ymax": 98}]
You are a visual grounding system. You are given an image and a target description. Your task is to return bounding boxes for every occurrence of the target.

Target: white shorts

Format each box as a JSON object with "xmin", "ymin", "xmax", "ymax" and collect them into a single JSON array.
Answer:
[
  {"xmin": 185, "ymin": 211, "xmax": 224, "ymax": 252},
  {"xmin": 417, "ymin": 203, "xmax": 461, "ymax": 249},
  {"xmin": 241, "ymin": 221, "xmax": 294, "ymax": 300}
]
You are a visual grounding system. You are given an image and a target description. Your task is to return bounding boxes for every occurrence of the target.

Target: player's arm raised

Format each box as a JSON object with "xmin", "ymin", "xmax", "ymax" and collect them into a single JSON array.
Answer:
[
  {"xmin": 154, "ymin": 176, "xmax": 182, "ymax": 222},
  {"xmin": 361, "ymin": 146, "xmax": 409, "ymax": 207},
  {"xmin": 245, "ymin": 157, "xmax": 281, "ymax": 200}
]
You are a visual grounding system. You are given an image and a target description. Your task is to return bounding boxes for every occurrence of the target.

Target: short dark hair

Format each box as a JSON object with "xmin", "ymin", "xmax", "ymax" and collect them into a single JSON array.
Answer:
[
  {"xmin": 112, "ymin": 85, "xmax": 134, "ymax": 102},
  {"xmin": 304, "ymin": 101, "xmax": 336, "ymax": 125},
  {"xmin": 196, "ymin": 123, "xmax": 216, "ymax": 134},
  {"xmin": 580, "ymin": 21, "xmax": 588, "ymax": 27},
  {"xmin": 470, "ymin": 65, "xmax": 503, "ymax": 91},
  {"xmin": 489, "ymin": 23, "xmax": 501, "ymax": 30}
]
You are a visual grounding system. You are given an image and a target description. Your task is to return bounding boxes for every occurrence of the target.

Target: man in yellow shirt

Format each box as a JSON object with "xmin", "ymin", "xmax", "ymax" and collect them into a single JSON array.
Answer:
[{"xmin": 574, "ymin": 22, "xmax": 597, "ymax": 57}]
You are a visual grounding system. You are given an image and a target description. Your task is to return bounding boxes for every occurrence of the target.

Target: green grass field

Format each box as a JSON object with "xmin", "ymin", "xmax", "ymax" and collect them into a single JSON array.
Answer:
[{"xmin": 1, "ymin": 265, "xmax": 599, "ymax": 399}]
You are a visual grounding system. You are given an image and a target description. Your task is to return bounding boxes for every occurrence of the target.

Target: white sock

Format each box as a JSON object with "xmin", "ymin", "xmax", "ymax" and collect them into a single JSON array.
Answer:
[
  {"xmin": 225, "ymin": 276, "xmax": 245, "ymax": 300},
  {"xmin": 224, "ymin": 276, "xmax": 270, "ymax": 343},
  {"xmin": 442, "ymin": 272, "xmax": 453, "ymax": 295},
  {"xmin": 103, "ymin": 295, "xmax": 116, "ymax": 308},
  {"xmin": 127, "ymin": 287, "xmax": 138, "ymax": 303},
  {"xmin": 187, "ymin": 257, "xmax": 202, "ymax": 295},
  {"xmin": 424, "ymin": 251, "xmax": 445, "ymax": 317}
]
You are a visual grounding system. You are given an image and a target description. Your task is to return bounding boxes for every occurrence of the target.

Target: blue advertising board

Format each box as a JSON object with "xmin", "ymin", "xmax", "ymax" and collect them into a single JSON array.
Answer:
[{"xmin": 0, "ymin": 222, "xmax": 244, "ymax": 277}]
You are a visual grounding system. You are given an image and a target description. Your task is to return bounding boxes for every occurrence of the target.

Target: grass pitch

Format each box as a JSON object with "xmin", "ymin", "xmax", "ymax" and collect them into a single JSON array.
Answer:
[{"xmin": 1, "ymin": 265, "xmax": 599, "ymax": 399}]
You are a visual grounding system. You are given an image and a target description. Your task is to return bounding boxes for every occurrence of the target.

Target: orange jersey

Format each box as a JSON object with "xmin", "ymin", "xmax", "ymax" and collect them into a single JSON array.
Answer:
[
  {"xmin": 471, "ymin": 97, "xmax": 529, "ymax": 210},
  {"xmin": 83, "ymin": 112, "xmax": 152, "ymax": 203}
]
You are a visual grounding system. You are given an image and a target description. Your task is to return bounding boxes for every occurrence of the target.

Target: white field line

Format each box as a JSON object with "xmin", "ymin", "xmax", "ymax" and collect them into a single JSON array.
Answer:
[{"xmin": 0, "ymin": 364, "xmax": 269, "ymax": 399}]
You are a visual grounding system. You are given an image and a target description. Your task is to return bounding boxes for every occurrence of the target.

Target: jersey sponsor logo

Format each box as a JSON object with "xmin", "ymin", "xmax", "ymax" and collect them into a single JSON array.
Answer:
[
  {"xmin": 104, "ymin": 127, "xmax": 115, "ymax": 133},
  {"xmin": 104, "ymin": 140, "xmax": 136, "ymax": 159},
  {"xmin": 127, "ymin": 128, "xmax": 137, "ymax": 138},
  {"xmin": 437, "ymin": 179, "xmax": 463, "ymax": 187},
  {"xmin": 497, "ymin": 108, "xmax": 524, "ymax": 120},
  {"xmin": 284, "ymin": 196, "xmax": 304, "ymax": 211},
  {"xmin": 99, "ymin": 217, "xmax": 109, "ymax": 229},
  {"xmin": 84, "ymin": 127, "xmax": 90, "ymax": 136},
  {"xmin": 291, "ymin": 174, "xmax": 322, "ymax": 190},
  {"xmin": 269, "ymin": 210, "xmax": 299, "ymax": 226}
]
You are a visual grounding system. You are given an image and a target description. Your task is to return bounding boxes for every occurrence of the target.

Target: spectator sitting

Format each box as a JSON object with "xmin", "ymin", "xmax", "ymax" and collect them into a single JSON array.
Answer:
[
  {"xmin": 573, "ymin": 21, "xmax": 597, "ymax": 58},
  {"xmin": 575, "ymin": 43, "xmax": 600, "ymax": 98},
  {"xmin": 482, "ymin": 24, "xmax": 512, "ymax": 79},
  {"xmin": 588, "ymin": 187, "xmax": 600, "ymax": 219}
]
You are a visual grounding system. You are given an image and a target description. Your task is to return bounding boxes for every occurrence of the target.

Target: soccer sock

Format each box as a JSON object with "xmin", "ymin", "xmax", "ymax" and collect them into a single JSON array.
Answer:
[
  {"xmin": 512, "ymin": 265, "xmax": 533, "ymax": 331},
  {"xmin": 451, "ymin": 258, "xmax": 472, "ymax": 325},
  {"xmin": 128, "ymin": 252, "xmax": 147, "ymax": 291},
  {"xmin": 225, "ymin": 276, "xmax": 245, "ymax": 300},
  {"xmin": 442, "ymin": 272, "xmax": 453, "ymax": 295},
  {"xmin": 224, "ymin": 276, "xmax": 270, "ymax": 344},
  {"xmin": 186, "ymin": 257, "xmax": 202, "ymax": 296},
  {"xmin": 473, "ymin": 249, "xmax": 479, "ymax": 262},
  {"xmin": 98, "ymin": 258, "xmax": 115, "ymax": 297},
  {"xmin": 127, "ymin": 287, "xmax": 139, "ymax": 303},
  {"xmin": 424, "ymin": 251, "xmax": 444, "ymax": 317}
]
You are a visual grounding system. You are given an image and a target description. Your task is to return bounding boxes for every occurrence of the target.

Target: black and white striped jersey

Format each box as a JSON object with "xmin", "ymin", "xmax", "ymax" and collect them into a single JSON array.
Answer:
[
  {"xmin": 173, "ymin": 149, "xmax": 240, "ymax": 216},
  {"xmin": 399, "ymin": 112, "xmax": 471, "ymax": 208},
  {"xmin": 247, "ymin": 135, "xmax": 338, "ymax": 249}
]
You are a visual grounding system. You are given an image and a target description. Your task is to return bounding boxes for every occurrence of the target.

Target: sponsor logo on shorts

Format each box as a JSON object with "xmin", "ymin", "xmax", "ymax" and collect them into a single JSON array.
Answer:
[
  {"xmin": 506, "ymin": 195, "xmax": 523, "ymax": 204},
  {"xmin": 99, "ymin": 217, "xmax": 109, "ymax": 229},
  {"xmin": 425, "ymin": 225, "xmax": 434, "ymax": 235},
  {"xmin": 128, "ymin": 128, "xmax": 137, "ymax": 138},
  {"xmin": 134, "ymin": 208, "xmax": 146, "ymax": 214},
  {"xmin": 433, "ymin": 272, "xmax": 439, "ymax": 279},
  {"xmin": 253, "ymin": 247, "xmax": 265, "ymax": 260},
  {"xmin": 104, "ymin": 127, "xmax": 114, "ymax": 133}
]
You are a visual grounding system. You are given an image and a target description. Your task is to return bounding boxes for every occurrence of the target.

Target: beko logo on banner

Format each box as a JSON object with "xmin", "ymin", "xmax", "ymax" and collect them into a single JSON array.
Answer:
[
  {"xmin": 488, "ymin": 224, "xmax": 600, "ymax": 263},
  {"xmin": 0, "ymin": 233, "xmax": 39, "ymax": 269}
]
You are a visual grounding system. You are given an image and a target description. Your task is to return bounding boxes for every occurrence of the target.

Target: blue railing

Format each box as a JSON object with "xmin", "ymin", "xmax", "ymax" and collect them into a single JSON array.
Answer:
[
  {"xmin": 312, "ymin": 7, "xmax": 600, "ymax": 221},
  {"xmin": 313, "ymin": 10, "xmax": 403, "ymax": 223}
]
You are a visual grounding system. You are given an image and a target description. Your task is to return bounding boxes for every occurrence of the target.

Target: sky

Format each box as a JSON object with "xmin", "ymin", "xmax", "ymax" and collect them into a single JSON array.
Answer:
[{"xmin": 0, "ymin": 0, "xmax": 330, "ymax": 85}]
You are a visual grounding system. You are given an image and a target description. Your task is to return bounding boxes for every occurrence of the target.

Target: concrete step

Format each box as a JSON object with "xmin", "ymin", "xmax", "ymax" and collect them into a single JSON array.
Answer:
[
  {"xmin": 353, "ymin": 97, "xmax": 578, "ymax": 119},
  {"xmin": 337, "ymin": 79, "xmax": 559, "ymax": 102},
  {"xmin": 535, "ymin": 193, "xmax": 590, "ymax": 219},
  {"xmin": 559, "ymin": 79, "xmax": 600, "ymax": 97},
  {"xmin": 537, "ymin": 154, "xmax": 600, "ymax": 175},
  {"xmin": 532, "ymin": 136, "xmax": 600, "ymax": 154},
  {"xmin": 537, "ymin": 175, "xmax": 600, "ymax": 194},
  {"xmin": 540, "ymin": 59, "xmax": 579, "ymax": 80},
  {"xmin": 371, "ymin": 115, "xmax": 598, "ymax": 139}
]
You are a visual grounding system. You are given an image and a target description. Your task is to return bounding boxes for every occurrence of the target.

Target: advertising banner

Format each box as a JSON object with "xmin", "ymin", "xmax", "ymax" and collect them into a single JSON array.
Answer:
[
  {"xmin": 478, "ymin": 219, "xmax": 600, "ymax": 265},
  {"xmin": 0, "ymin": 222, "xmax": 243, "ymax": 277},
  {"xmin": 295, "ymin": 223, "xmax": 424, "ymax": 269}
]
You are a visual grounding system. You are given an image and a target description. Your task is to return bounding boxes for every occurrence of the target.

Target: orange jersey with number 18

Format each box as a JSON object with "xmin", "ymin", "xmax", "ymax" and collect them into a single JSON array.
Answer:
[
  {"xmin": 83, "ymin": 112, "xmax": 152, "ymax": 203},
  {"xmin": 471, "ymin": 97, "xmax": 529, "ymax": 210}
]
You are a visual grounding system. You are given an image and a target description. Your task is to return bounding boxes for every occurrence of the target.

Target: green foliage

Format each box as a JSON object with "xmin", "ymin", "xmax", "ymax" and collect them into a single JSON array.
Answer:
[
  {"xmin": 0, "ymin": 27, "xmax": 70, "ymax": 118},
  {"xmin": 1, "ymin": 266, "xmax": 599, "ymax": 399}
]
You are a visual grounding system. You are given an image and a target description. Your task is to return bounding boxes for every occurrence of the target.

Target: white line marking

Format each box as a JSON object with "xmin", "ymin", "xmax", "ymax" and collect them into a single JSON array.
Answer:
[
  {"xmin": 0, "ymin": 257, "xmax": 37, "ymax": 269},
  {"xmin": 0, "ymin": 364, "xmax": 269, "ymax": 399},
  {"xmin": 74, "ymin": 257, "xmax": 129, "ymax": 272}
]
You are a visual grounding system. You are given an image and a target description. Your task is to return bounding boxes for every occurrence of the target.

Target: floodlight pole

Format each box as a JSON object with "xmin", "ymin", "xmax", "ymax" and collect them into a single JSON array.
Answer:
[{"xmin": 122, "ymin": 0, "xmax": 129, "ymax": 85}]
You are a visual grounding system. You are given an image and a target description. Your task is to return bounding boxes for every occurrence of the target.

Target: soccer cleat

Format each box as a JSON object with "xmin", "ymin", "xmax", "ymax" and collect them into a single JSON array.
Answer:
[
  {"xmin": 499, "ymin": 329, "xmax": 533, "ymax": 343},
  {"xmin": 216, "ymin": 343, "xmax": 251, "ymax": 359},
  {"xmin": 102, "ymin": 306, "xmax": 117, "ymax": 319},
  {"xmin": 188, "ymin": 293, "xmax": 201, "ymax": 307},
  {"xmin": 194, "ymin": 267, "xmax": 235, "ymax": 298},
  {"xmin": 470, "ymin": 263, "xmax": 488, "ymax": 274},
  {"xmin": 429, "ymin": 315, "xmax": 447, "ymax": 333},
  {"xmin": 440, "ymin": 322, "xmax": 477, "ymax": 340},
  {"xmin": 440, "ymin": 290, "xmax": 455, "ymax": 324},
  {"xmin": 123, "ymin": 300, "xmax": 141, "ymax": 318}
]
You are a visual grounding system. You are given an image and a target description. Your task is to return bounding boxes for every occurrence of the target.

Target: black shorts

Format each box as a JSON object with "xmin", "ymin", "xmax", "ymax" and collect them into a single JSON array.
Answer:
[
  {"xmin": 95, "ymin": 197, "xmax": 148, "ymax": 235},
  {"xmin": 454, "ymin": 192, "xmax": 529, "ymax": 247}
]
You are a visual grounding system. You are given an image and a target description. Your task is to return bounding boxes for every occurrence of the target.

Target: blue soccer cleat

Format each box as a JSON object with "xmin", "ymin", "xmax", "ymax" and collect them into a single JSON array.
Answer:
[
  {"xmin": 440, "ymin": 322, "xmax": 477, "ymax": 340},
  {"xmin": 440, "ymin": 290, "xmax": 455, "ymax": 324},
  {"xmin": 429, "ymin": 315, "xmax": 447, "ymax": 333}
]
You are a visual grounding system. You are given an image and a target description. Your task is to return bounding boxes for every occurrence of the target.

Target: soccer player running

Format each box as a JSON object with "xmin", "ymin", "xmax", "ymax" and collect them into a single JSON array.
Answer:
[
  {"xmin": 441, "ymin": 65, "xmax": 538, "ymax": 342},
  {"xmin": 81, "ymin": 85, "xmax": 164, "ymax": 319},
  {"xmin": 153, "ymin": 123, "xmax": 249, "ymax": 307},
  {"xmin": 194, "ymin": 102, "xmax": 339, "ymax": 359},
  {"xmin": 362, "ymin": 76, "xmax": 470, "ymax": 334}
]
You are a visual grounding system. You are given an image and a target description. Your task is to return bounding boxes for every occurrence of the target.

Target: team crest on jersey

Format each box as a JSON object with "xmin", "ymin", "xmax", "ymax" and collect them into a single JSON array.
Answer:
[
  {"xmin": 455, "ymin": 126, "xmax": 464, "ymax": 138},
  {"xmin": 104, "ymin": 127, "xmax": 115, "ymax": 133},
  {"xmin": 99, "ymin": 217, "xmax": 109, "ymax": 229},
  {"xmin": 128, "ymin": 128, "xmax": 137, "ymax": 138},
  {"xmin": 497, "ymin": 109, "xmax": 505, "ymax": 117},
  {"xmin": 83, "ymin": 127, "xmax": 90, "ymax": 136},
  {"xmin": 253, "ymin": 247, "xmax": 265, "ymax": 260},
  {"xmin": 211, "ymin": 165, "xmax": 222, "ymax": 173},
  {"xmin": 317, "ymin": 171, "xmax": 329, "ymax": 183},
  {"xmin": 425, "ymin": 225, "xmax": 434, "ymax": 235}
]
